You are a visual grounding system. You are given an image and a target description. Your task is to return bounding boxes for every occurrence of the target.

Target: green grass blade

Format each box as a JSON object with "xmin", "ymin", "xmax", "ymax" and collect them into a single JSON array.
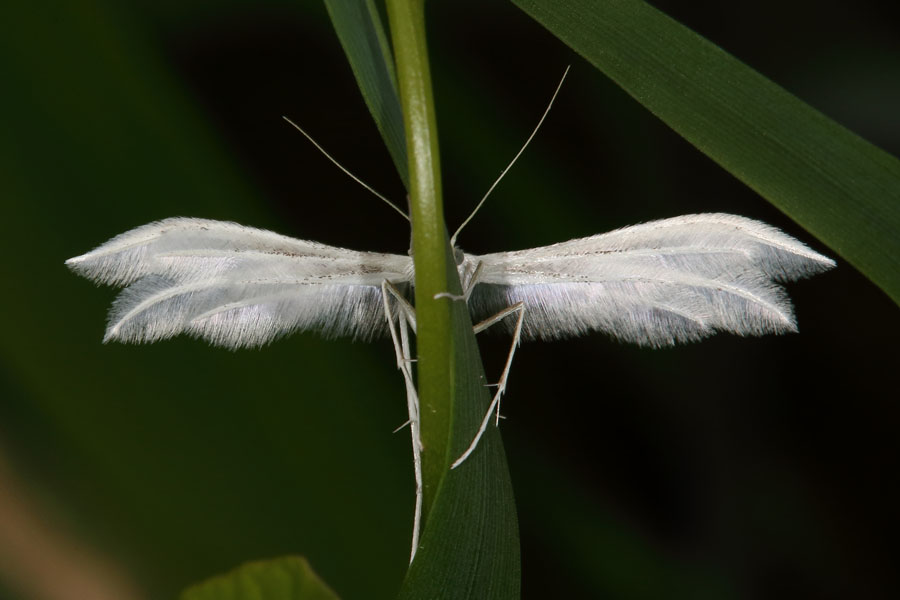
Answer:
[
  {"xmin": 512, "ymin": 0, "xmax": 900, "ymax": 305},
  {"xmin": 324, "ymin": 0, "xmax": 409, "ymax": 188},
  {"xmin": 398, "ymin": 292, "xmax": 520, "ymax": 599},
  {"xmin": 386, "ymin": 0, "xmax": 520, "ymax": 596},
  {"xmin": 180, "ymin": 556, "xmax": 340, "ymax": 600}
]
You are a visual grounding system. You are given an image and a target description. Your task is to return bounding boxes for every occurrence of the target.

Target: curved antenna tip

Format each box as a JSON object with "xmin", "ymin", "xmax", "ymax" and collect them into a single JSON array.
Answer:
[{"xmin": 450, "ymin": 66, "xmax": 571, "ymax": 246}]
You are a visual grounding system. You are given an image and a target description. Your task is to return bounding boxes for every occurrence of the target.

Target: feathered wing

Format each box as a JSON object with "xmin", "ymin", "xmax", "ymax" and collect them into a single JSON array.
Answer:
[
  {"xmin": 66, "ymin": 218, "xmax": 414, "ymax": 348},
  {"xmin": 468, "ymin": 213, "xmax": 835, "ymax": 347}
]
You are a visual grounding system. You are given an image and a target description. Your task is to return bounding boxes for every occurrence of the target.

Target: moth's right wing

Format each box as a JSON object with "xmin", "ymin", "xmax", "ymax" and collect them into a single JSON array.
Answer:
[
  {"xmin": 468, "ymin": 213, "xmax": 835, "ymax": 347},
  {"xmin": 67, "ymin": 218, "xmax": 414, "ymax": 348}
]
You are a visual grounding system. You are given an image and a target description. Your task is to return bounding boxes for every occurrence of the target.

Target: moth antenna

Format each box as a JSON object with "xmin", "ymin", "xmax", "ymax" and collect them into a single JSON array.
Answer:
[
  {"xmin": 282, "ymin": 116, "xmax": 410, "ymax": 222},
  {"xmin": 450, "ymin": 65, "xmax": 570, "ymax": 246}
]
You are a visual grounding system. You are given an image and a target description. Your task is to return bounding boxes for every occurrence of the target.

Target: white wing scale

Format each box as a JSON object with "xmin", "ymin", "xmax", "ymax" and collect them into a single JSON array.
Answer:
[
  {"xmin": 467, "ymin": 214, "xmax": 835, "ymax": 346},
  {"xmin": 66, "ymin": 218, "xmax": 414, "ymax": 348},
  {"xmin": 67, "ymin": 214, "xmax": 834, "ymax": 349}
]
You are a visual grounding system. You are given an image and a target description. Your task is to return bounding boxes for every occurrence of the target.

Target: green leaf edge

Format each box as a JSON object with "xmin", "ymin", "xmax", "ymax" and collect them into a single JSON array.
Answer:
[
  {"xmin": 324, "ymin": 0, "xmax": 409, "ymax": 188},
  {"xmin": 512, "ymin": 0, "xmax": 900, "ymax": 305},
  {"xmin": 179, "ymin": 556, "xmax": 341, "ymax": 600}
]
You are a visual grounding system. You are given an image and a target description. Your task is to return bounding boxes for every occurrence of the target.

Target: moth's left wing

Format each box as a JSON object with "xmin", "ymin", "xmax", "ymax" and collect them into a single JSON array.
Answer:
[
  {"xmin": 67, "ymin": 218, "xmax": 413, "ymax": 348},
  {"xmin": 467, "ymin": 213, "xmax": 835, "ymax": 347}
]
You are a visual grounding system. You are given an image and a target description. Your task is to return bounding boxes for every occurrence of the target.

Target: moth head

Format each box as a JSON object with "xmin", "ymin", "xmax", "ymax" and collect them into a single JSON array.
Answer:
[{"xmin": 453, "ymin": 246, "xmax": 466, "ymax": 266}]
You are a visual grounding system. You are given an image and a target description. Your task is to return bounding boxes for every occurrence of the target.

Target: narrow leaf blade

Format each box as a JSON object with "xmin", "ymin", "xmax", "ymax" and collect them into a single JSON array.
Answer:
[
  {"xmin": 397, "ymin": 249, "xmax": 521, "ymax": 599},
  {"xmin": 387, "ymin": 0, "xmax": 520, "ymax": 595},
  {"xmin": 324, "ymin": 0, "xmax": 409, "ymax": 188},
  {"xmin": 511, "ymin": 0, "xmax": 900, "ymax": 304}
]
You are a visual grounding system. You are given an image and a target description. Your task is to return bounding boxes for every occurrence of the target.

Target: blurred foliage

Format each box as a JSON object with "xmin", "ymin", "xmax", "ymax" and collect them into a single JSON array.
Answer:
[
  {"xmin": 1, "ymin": 0, "xmax": 898, "ymax": 599},
  {"xmin": 180, "ymin": 556, "xmax": 339, "ymax": 600}
]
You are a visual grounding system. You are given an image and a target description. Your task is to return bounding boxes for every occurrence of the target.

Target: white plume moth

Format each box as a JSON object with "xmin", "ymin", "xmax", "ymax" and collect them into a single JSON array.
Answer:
[{"xmin": 66, "ymin": 68, "xmax": 835, "ymax": 562}]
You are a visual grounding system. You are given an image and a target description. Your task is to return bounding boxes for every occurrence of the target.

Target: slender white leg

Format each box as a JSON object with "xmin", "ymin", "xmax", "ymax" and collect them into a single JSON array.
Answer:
[
  {"xmin": 451, "ymin": 302, "xmax": 525, "ymax": 469},
  {"xmin": 381, "ymin": 281, "xmax": 422, "ymax": 563},
  {"xmin": 473, "ymin": 302, "xmax": 526, "ymax": 424},
  {"xmin": 398, "ymin": 309, "xmax": 423, "ymax": 562},
  {"xmin": 389, "ymin": 260, "xmax": 525, "ymax": 556},
  {"xmin": 384, "ymin": 279, "xmax": 417, "ymax": 334},
  {"xmin": 432, "ymin": 261, "xmax": 528, "ymax": 468},
  {"xmin": 434, "ymin": 261, "xmax": 484, "ymax": 303}
]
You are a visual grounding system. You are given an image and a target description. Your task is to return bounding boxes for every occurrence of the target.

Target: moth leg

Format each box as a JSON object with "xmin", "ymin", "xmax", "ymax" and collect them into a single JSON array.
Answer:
[
  {"xmin": 392, "ymin": 419, "xmax": 411, "ymax": 433},
  {"xmin": 473, "ymin": 301, "xmax": 525, "ymax": 421},
  {"xmin": 451, "ymin": 301, "xmax": 526, "ymax": 469},
  {"xmin": 400, "ymin": 308, "xmax": 423, "ymax": 563},
  {"xmin": 381, "ymin": 280, "xmax": 422, "ymax": 563},
  {"xmin": 461, "ymin": 260, "xmax": 484, "ymax": 300},
  {"xmin": 384, "ymin": 279, "xmax": 417, "ymax": 334},
  {"xmin": 434, "ymin": 261, "xmax": 484, "ymax": 302},
  {"xmin": 382, "ymin": 281, "xmax": 421, "ymax": 452}
]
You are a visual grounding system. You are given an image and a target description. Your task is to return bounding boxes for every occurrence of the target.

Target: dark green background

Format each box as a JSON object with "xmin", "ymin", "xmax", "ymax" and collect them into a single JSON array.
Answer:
[{"xmin": 1, "ymin": 1, "xmax": 898, "ymax": 598}]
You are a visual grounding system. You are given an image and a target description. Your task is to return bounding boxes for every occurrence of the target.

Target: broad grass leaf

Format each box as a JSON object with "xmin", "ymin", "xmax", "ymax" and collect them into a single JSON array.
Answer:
[{"xmin": 512, "ymin": 0, "xmax": 900, "ymax": 304}]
